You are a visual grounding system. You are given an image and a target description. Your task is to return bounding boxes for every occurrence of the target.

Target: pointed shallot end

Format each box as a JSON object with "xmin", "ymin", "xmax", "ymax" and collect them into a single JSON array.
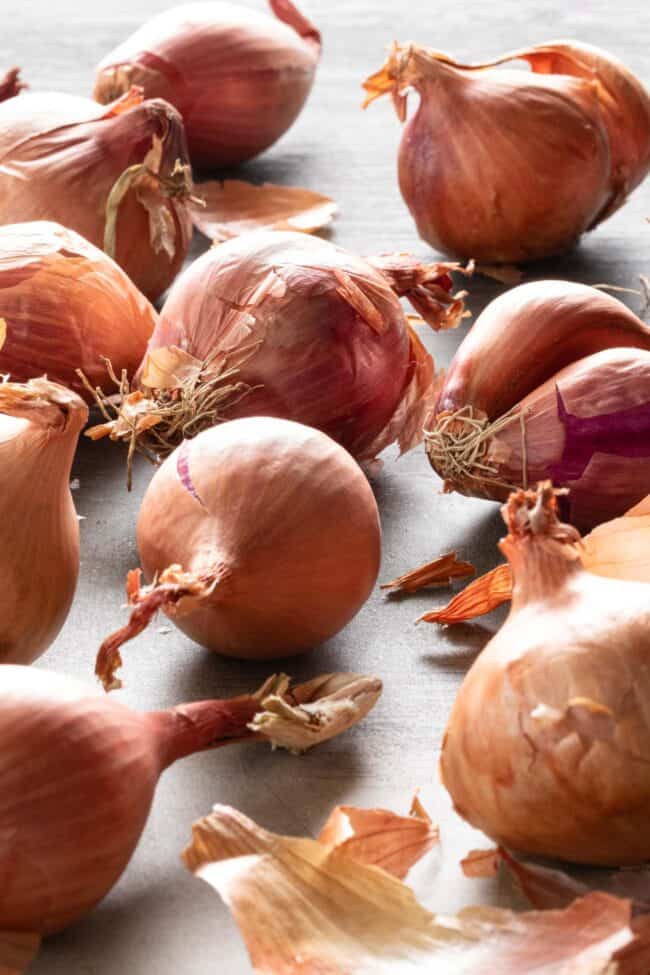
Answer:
[
  {"xmin": 249, "ymin": 672, "xmax": 382, "ymax": 753},
  {"xmin": 0, "ymin": 377, "xmax": 88, "ymax": 432},
  {"xmin": 95, "ymin": 566, "xmax": 217, "ymax": 692},
  {"xmin": 418, "ymin": 563, "xmax": 513, "ymax": 625},
  {"xmin": 382, "ymin": 552, "xmax": 475, "ymax": 594},
  {"xmin": 269, "ymin": 0, "xmax": 321, "ymax": 48},
  {"xmin": 0, "ymin": 68, "xmax": 26, "ymax": 103},
  {"xmin": 367, "ymin": 253, "xmax": 471, "ymax": 330},
  {"xmin": 502, "ymin": 482, "xmax": 580, "ymax": 546},
  {"xmin": 183, "ymin": 804, "xmax": 649, "ymax": 974},
  {"xmin": 190, "ymin": 180, "xmax": 336, "ymax": 242},
  {"xmin": 0, "ymin": 930, "xmax": 41, "ymax": 975}
]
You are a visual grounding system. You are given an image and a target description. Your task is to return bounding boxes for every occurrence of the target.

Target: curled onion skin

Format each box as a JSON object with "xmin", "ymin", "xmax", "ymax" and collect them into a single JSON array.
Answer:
[
  {"xmin": 93, "ymin": 1, "xmax": 321, "ymax": 169},
  {"xmin": 0, "ymin": 379, "xmax": 87, "ymax": 664},
  {"xmin": 441, "ymin": 483, "xmax": 650, "ymax": 867},
  {"xmin": 0, "ymin": 88, "xmax": 193, "ymax": 301},
  {"xmin": 364, "ymin": 42, "xmax": 650, "ymax": 262},
  {"xmin": 0, "ymin": 222, "xmax": 157, "ymax": 402}
]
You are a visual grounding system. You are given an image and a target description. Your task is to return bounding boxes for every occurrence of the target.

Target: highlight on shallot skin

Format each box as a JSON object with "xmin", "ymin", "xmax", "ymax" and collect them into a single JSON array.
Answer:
[
  {"xmin": 93, "ymin": 0, "xmax": 322, "ymax": 169},
  {"xmin": 363, "ymin": 40, "xmax": 650, "ymax": 262}
]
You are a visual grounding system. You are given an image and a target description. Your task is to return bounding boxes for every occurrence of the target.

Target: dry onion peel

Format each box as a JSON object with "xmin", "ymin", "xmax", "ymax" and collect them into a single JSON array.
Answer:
[
  {"xmin": 94, "ymin": 0, "xmax": 321, "ymax": 169},
  {"xmin": 441, "ymin": 482, "xmax": 650, "ymax": 865},
  {"xmin": 183, "ymin": 803, "xmax": 648, "ymax": 974},
  {"xmin": 0, "ymin": 375, "xmax": 87, "ymax": 664},
  {"xmin": 96, "ymin": 417, "xmax": 381, "ymax": 687},
  {"xmin": 190, "ymin": 179, "xmax": 336, "ymax": 241},
  {"xmin": 363, "ymin": 41, "xmax": 650, "ymax": 262},
  {"xmin": 0, "ymin": 68, "xmax": 26, "ymax": 103},
  {"xmin": 381, "ymin": 552, "xmax": 475, "ymax": 594}
]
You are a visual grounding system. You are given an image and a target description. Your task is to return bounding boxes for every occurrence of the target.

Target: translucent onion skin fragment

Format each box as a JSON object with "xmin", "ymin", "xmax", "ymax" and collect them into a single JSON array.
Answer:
[
  {"xmin": 93, "ymin": 0, "xmax": 321, "ymax": 169},
  {"xmin": 364, "ymin": 41, "xmax": 650, "ymax": 262},
  {"xmin": 441, "ymin": 483, "xmax": 650, "ymax": 866},
  {"xmin": 0, "ymin": 89, "xmax": 193, "ymax": 301},
  {"xmin": 0, "ymin": 222, "xmax": 157, "ymax": 402}
]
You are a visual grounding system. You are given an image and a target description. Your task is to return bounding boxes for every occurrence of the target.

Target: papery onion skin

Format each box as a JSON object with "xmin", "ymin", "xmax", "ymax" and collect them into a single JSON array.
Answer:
[
  {"xmin": 441, "ymin": 484, "xmax": 650, "ymax": 866},
  {"xmin": 93, "ymin": 0, "xmax": 321, "ymax": 169},
  {"xmin": 0, "ymin": 223, "xmax": 157, "ymax": 402},
  {"xmin": 0, "ymin": 90, "xmax": 192, "ymax": 301},
  {"xmin": 136, "ymin": 417, "xmax": 381, "ymax": 658},
  {"xmin": 0, "ymin": 380, "xmax": 87, "ymax": 664}
]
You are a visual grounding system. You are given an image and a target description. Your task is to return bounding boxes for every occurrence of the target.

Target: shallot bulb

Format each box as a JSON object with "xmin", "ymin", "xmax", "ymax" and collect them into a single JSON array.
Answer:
[
  {"xmin": 363, "ymin": 41, "xmax": 650, "ymax": 262},
  {"xmin": 0, "ymin": 86, "xmax": 193, "ymax": 300},
  {"xmin": 426, "ymin": 280, "xmax": 650, "ymax": 528},
  {"xmin": 88, "ymin": 230, "xmax": 466, "ymax": 470},
  {"xmin": 0, "ymin": 665, "xmax": 381, "ymax": 934},
  {"xmin": 93, "ymin": 1, "xmax": 321, "ymax": 169},
  {"xmin": 0, "ymin": 378, "xmax": 87, "ymax": 664},
  {"xmin": 0, "ymin": 222, "xmax": 156, "ymax": 402},
  {"xmin": 96, "ymin": 417, "xmax": 381, "ymax": 690},
  {"xmin": 441, "ymin": 482, "xmax": 650, "ymax": 866}
]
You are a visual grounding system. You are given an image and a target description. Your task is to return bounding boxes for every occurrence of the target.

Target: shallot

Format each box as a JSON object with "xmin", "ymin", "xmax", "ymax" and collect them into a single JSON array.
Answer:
[
  {"xmin": 0, "ymin": 666, "xmax": 381, "ymax": 935},
  {"xmin": 0, "ymin": 222, "xmax": 156, "ymax": 401},
  {"xmin": 87, "ymin": 229, "xmax": 466, "ymax": 473},
  {"xmin": 93, "ymin": 1, "xmax": 321, "ymax": 169},
  {"xmin": 0, "ymin": 86, "xmax": 193, "ymax": 300},
  {"xmin": 441, "ymin": 482, "xmax": 650, "ymax": 866},
  {"xmin": 363, "ymin": 41, "xmax": 650, "ymax": 262},
  {"xmin": 426, "ymin": 280, "xmax": 650, "ymax": 528},
  {"xmin": 0, "ymin": 376, "xmax": 87, "ymax": 664}
]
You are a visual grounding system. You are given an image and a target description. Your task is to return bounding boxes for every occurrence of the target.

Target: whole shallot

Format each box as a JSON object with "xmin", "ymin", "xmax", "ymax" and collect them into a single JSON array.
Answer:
[
  {"xmin": 0, "ymin": 376, "xmax": 87, "ymax": 664},
  {"xmin": 0, "ymin": 86, "xmax": 193, "ymax": 300},
  {"xmin": 96, "ymin": 417, "xmax": 381, "ymax": 690},
  {"xmin": 0, "ymin": 222, "xmax": 156, "ymax": 401},
  {"xmin": 364, "ymin": 41, "xmax": 650, "ymax": 262},
  {"xmin": 441, "ymin": 483, "xmax": 650, "ymax": 866},
  {"xmin": 87, "ymin": 230, "xmax": 466, "ymax": 473},
  {"xmin": 426, "ymin": 280, "xmax": 650, "ymax": 528},
  {"xmin": 0, "ymin": 665, "xmax": 381, "ymax": 934},
  {"xmin": 94, "ymin": 1, "xmax": 321, "ymax": 169}
]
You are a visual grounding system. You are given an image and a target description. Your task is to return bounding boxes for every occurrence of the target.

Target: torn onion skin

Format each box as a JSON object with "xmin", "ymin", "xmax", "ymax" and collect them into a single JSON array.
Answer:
[
  {"xmin": 0, "ymin": 88, "xmax": 193, "ymax": 301},
  {"xmin": 0, "ymin": 378, "xmax": 87, "ymax": 664},
  {"xmin": 93, "ymin": 1, "xmax": 321, "ymax": 169},
  {"xmin": 426, "ymin": 281, "xmax": 650, "ymax": 529},
  {"xmin": 441, "ymin": 482, "xmax": 650, "ymax": 866},
  {"xmin": 363, "ymin": 41, "xmax": 650, "ymax": 262},
  {"xmin": 0, "ymin": 667, "xmax": 379, "ymax": 936},
  {"xmin": 96, "ymin": 417, "xmax": 381, "ymax": 688}
]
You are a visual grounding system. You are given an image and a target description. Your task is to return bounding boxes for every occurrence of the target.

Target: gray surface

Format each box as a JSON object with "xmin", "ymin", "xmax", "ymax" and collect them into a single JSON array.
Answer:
[{"xmin": 9, "ymin": 0, "xmax": 650, "ymax": 971}]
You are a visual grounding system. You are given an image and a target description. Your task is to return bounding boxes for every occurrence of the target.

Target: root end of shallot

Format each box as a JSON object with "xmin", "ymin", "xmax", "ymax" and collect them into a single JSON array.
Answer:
[{"xmin": 381, "ymin": 552, "xmax": 475, "ymax": 595}]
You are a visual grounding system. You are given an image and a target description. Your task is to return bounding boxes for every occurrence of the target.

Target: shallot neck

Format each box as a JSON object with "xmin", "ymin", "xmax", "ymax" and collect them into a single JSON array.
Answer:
[
  {"xmin": 500, "ymin": 535, "xmax": 583, "ymax": 607},
  {"xmin": 149, "ymin": 696, "xmax": 262, "ymax": 770}
]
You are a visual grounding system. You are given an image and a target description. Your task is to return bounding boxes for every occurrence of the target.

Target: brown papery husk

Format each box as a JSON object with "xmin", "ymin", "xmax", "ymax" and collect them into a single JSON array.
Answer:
[
  {"xmin": 96, "ymin": 417, "xmax": 382, "ymax": 688},
  {"xmin": 0, "ymin": 377, "xmax": 87, "ymax": 664},
  {"xmin": 441, "ymin": 482, "xmax": 650, "ymax": 866},
  {"xmin": 0, "ymin": 666, "xmax": 380, "ymax": 939},
  {"xmin": 93, "ymin": 0, "xmax": 321, "ymax": 169},
  {"xmin": 0, "ymin": 87, "xmax": 193, "ymax": 300},
  {"xmin": 0, "ymin": 222, "xmax": 157, "ymax": 402}
]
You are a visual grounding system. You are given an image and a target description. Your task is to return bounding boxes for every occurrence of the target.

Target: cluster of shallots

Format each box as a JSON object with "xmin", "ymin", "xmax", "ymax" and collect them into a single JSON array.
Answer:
[{"xmin": 2, "ymin": 3, "xmax": 650, "ymax": 975}]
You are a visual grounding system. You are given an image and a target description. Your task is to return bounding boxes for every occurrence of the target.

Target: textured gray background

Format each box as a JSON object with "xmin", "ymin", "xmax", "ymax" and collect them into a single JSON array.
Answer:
[{"xmin": 9, "ymin": 1, "xmax": 650, "ymax": 971}]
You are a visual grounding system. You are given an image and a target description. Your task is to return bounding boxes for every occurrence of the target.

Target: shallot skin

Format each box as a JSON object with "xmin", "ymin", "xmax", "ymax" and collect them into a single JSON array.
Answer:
[
  {"xmin": 0, "ymin": 91, "xmax": 192, "ymax": 301},
  {"xmin": 137, "ymin": 417, "xmax": 381, "ymax": 658},
  {"xmin": 93, "ymin": 1, "xmax": 321, "ymax": 169}
]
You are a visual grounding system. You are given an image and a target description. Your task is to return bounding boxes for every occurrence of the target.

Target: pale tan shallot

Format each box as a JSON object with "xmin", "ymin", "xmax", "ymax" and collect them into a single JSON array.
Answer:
[
  {"xmin": 0, "ymin": 376, "xmax": 87, "ymax": 664},
  {"xmin": 364, "ymin": 41, "xmax": 650, "ymax": 262}
]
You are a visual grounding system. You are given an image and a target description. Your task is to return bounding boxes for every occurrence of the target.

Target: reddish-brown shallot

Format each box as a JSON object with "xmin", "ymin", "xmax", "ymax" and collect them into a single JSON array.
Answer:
[
  {"xmin": 93, "ymin": 1, "xmax": 321, "ymax": 169},
  {"xmin": 0, "ymin": 376, "xmax": 87, "ymax": 664},
  {"xmin": 182, "ymin": 802, "xmax": 650, "ymax": 974},
  {"xmin": 96, "ymin": 417, "xmax": 381, "ymax": 690},
  {"xmin": 86, "ymin": 230, "xmax": 467, "ymax": 475},
  {"xmin": 426, "ymin": 280, "xmax": 650, "ymax": 529},
  {"xmin": 363, "ymin": 41, "xmax": 650, "ymax": 262},
  {"xmin": 0, "ymin": 666, "xmax": 380, "ymax": 939},
  {"xmin": 0, "ymin": 223, "xmax": 156, "ymax": 402},
  {"xmin": 441, "ymin": 482, "xmax": 650, "ymax": 866},
  {"xmin": 0, "ymin": 85, "xmax": 193, "ymax": 301}
]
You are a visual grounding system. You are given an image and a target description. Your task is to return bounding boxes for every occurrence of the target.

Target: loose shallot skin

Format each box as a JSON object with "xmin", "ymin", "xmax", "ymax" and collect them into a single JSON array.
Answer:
[
  {"xmin": 93, "ymin": 1, "xmax": 321, "ymax": 169},
  {"xmin": 441, "ymin": 486, "xmax": 650, "ymax": 866},
  {"xmin": 136, "ymin": 417, "xmax": 381, "ymax": 657},
  {"xmin": 0, "ymin": 90, "xmax": 192, "ymax": 301},
  {"xmin": 0, "ymin": 223, "xmax": 157, "ymax": 402}
]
